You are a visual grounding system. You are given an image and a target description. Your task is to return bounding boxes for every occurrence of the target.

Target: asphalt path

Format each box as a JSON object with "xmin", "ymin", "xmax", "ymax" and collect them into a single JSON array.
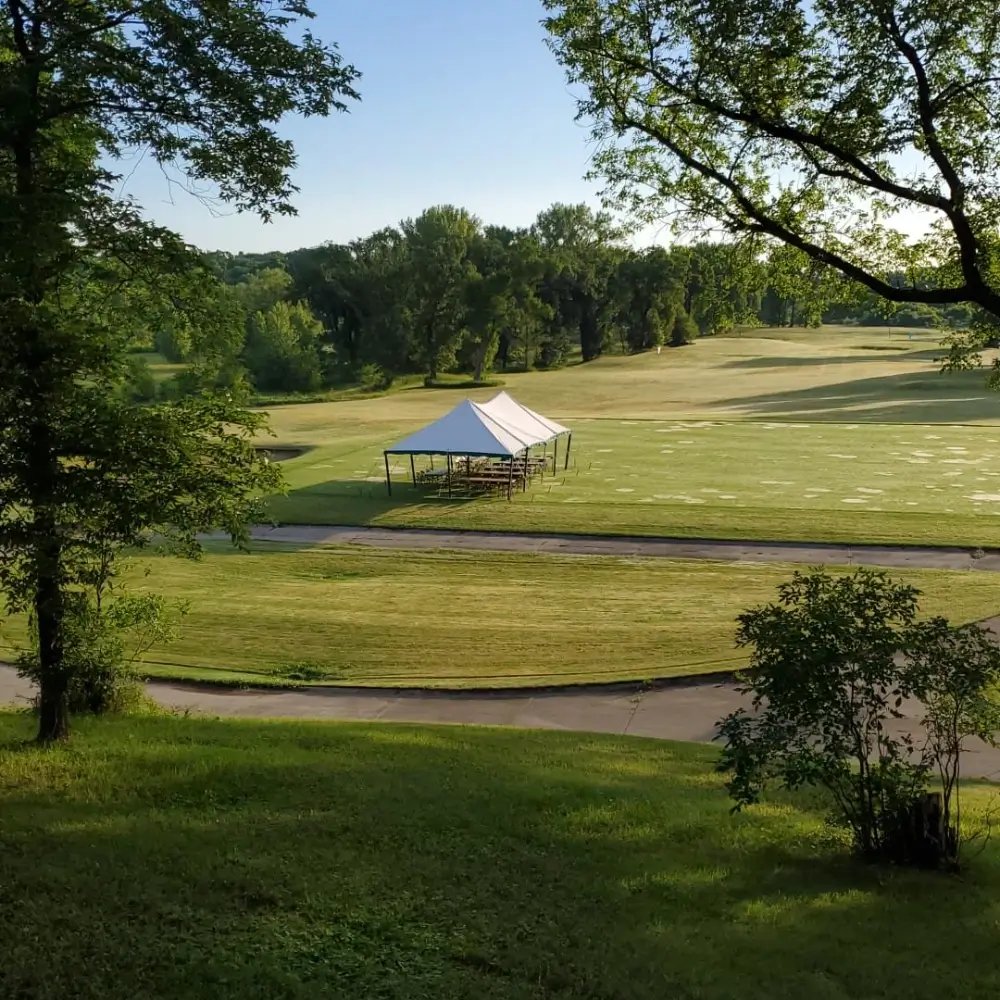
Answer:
[
  {"xmin": 244, "ymin": 524, "xmax": 1000, "ymax": 571},
  {"xmin": 4, "ymin": 527, "xmax": 1000, "ymax": 775},
  {"xmin": 3, "ymin": 665, "xmax": 999, "ymax": 779}
]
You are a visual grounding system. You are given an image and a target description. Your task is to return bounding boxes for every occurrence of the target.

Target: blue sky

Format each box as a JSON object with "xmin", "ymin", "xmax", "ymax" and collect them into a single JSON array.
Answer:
[{"xmin": 121, "ymin": 0, "xmax": 603, "ymax": 253}]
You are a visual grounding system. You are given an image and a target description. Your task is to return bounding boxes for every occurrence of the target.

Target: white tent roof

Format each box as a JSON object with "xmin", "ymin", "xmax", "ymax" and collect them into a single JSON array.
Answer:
[
  {"xmin": 385, "ymin": 399, "xmax": 537, "ymax": 457},
  {"xmin": 479, "ymin": 391, "xmax": 570, "ymax": 441}
]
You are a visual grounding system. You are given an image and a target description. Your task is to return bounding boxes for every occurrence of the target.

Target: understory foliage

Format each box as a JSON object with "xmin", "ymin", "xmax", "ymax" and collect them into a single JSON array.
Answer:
[
  {"xmin": 717, "ymin": 570, "xmax": 1000, "ymax": 869},
  {"xmin": 17, "ymin": 591, "xmax": 184, "ymax": 715}
]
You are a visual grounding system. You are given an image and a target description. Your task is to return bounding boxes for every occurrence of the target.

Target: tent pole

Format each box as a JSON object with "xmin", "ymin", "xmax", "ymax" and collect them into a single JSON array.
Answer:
[
  {"xmin": 564, "ymin": 432, "xmax": 572, "ymax": 470},
  {"xmin": 410, "ymin": 455, "xmax": 416, "ymax": 486},
  {"xmin": 507, "ymin": 453, "xmax": 514, "ymax": 500},
  {"xmin": 384, "ymin": 452, "xmax": 392, "ymax": 497},
  {"xmin": 447, "ymin": 454, "xmax": 452, "ymax": 497},
  {"xmin": 522, "ymin": 447, "xmax": 529, "ymax": 492},
  {"xmin": 541, "ymin": 442, "xmax": 546, "ymax": 480},
  {"xmin": 553, "ymin": 436, "xmax": 558, "ymax": 475}
]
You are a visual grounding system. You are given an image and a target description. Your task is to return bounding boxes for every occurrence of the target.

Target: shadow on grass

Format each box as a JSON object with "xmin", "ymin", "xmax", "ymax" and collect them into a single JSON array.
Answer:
[
  {"xmin": 721, "ymin": 349, "xmax": 946, "ymax": 370},
  {"xmin": 265, "ymin": 476, "xmax": 515, "ymax": 530},
  {"xmin": 0, "ymin": 715, "xmax": 998, "ymax": 999},
  {"xmin": 729, "ymin": 367, "xmax": 1000, "ymax": 423}
]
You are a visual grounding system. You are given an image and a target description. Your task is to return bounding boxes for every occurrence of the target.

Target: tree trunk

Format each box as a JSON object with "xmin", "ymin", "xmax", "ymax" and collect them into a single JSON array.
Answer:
[
  {"xmin": 30, "ymin": 451, "xmax": 69, "ymax": 742},
  {"xmin": 11, "ymin": 114, "xmax": 70, "ymax": 741},
  {"xmin": 472, "ymin": 342, "xmax": 486, "ymax": 382}
]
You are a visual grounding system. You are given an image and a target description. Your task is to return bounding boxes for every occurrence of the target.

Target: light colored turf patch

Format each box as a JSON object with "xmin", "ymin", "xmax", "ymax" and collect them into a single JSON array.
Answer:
[{"xmin": 261, "ymin": 328, "xmax": 1000, "ymax": 546}]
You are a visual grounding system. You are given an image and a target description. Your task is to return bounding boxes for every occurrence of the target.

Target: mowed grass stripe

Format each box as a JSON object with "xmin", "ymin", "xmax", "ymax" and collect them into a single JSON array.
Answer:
[{"xmin": 3, "ymin": 545, "xmax": 996, "ymax": 687}]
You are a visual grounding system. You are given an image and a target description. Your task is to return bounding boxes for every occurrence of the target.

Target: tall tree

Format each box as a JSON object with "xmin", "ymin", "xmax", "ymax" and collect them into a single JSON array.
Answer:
[
  {"xmin": 544, "ymin": 0, "xmax": 1000, "ymax": 321},
  {"xmin": 532, "ymin": 203, "xmax": 623, "ymax": 362},
  {"xmin": 401, "ymin": 206, "xmax": 480, "ymax": 380},
  {"xmin": 244, "ymin": 300, "xmax": 324, "ymax": 393},
  {"xmin": 611, "ymin": 248, "xmax": 683, "ymax": 352},
  {"xmin": 0, "ymin": 0, "xmax": 359, "ymax": 739}
]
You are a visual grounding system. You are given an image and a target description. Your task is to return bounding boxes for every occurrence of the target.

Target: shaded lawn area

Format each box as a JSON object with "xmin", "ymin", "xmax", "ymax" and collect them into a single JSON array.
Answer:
[
  {"xmin": 2, "ymin": 545, "xmax": 998, "ymax": 688},
  {"xmin": 0, "ymin": 714, "xmax": 998, "ymax": 1000},
  {"xmin": 268, "ymin": 418, "xmax": 1000, "ymax": 548}
]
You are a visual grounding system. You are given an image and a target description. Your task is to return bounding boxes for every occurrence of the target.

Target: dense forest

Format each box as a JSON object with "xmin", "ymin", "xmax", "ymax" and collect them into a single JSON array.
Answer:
[{"xmin": 143, "ymin": 203, "xmax": 978, "ymax": 399}]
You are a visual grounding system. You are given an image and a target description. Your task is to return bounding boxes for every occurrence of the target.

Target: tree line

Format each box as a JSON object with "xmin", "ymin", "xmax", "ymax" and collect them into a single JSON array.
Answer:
[{"xmin": 143, "ymin": 204, "xmax": 977, "ymax": 398}]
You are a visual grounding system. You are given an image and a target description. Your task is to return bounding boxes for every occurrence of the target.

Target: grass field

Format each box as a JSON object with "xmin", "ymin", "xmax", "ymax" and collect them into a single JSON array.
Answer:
[
  {"xmin": 3, "ymin": 543, "xmax": 998, "ymax": 687},
  {"xmin": 257, "ymin": 327, "xmax": 1000, "ymax": 546},
  {"xmin": 1, "ymin": 713, "xmax": 998, "ymax": 1000}
]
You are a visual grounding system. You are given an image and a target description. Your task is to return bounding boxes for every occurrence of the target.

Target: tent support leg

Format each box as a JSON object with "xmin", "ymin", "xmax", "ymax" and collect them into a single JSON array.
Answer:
[
  {"xmin": 410, "ymin": 455, "xmax": 416, "ymax": 486},
  {"xmin": 564, "ymin": 432, "xmax": 572, "ymax": 470},
  {"xmin": 384, "ymin": 452, "xmax": 392, "ymax": 497},
  {"xmin": 507, "ymin": 456, "xmax": 514, "ymax": 500},
  {"xmin": 541, "ymin": 442, "xmax": 546, "ymax": 480},
  {"xmin": 553, "ymin": 437, "xmax": 558, "ymax": 475},
  {"xmin": 522, "ymin": 447, "xmax": 529, "ymax": 492},
  {"xmin": 447, "ymin": 455, "xmax": 452, "ymax": 497}
]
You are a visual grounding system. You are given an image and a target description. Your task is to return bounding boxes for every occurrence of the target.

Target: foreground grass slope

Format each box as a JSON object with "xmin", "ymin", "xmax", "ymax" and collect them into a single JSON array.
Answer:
[
  {"xmin": 0, "ymin": 714, "xmax": 998, "ymax": 1000},
  {"xmin": 3, "ymin": 544, "xmax": 997, "ymax": 687},
  {"xmin": 260, "ymin": 329, "xmax": 1000, "ymax": 546}
]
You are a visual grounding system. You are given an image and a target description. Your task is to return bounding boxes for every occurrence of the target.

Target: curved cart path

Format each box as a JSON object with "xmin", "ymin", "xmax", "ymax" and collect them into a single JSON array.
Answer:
[
  {"xmin": 3, "ymin": 663, "xmax": 1000, "ymax": 779},
  {"xmin": 246, "ymin": 524, "xmax": 1000, "ymax": 571}
]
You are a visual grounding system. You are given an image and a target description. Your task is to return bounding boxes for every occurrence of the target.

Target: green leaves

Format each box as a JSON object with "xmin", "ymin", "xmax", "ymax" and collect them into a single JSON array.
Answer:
[
  {"xmin": 544, "ymin": 0, "xmax": 1000, "ymax": 320},
  {"xmin": 719, "ymin": 568, "xmax": 1000, "ymax": 866}
]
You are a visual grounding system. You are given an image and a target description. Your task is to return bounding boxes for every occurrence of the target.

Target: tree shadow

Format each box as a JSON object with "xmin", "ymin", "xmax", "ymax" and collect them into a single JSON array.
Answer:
[
  {"xmin": 728, "ymin": 368, "xmax": 999, "ymax": 423},
  {"xmin": 721, "ymin": 350, "xmax": 946, "ymax": 370},
  {"xmin": 1, "ymin": 715, "xmax": 997, "ymax": 999},
  {"xmin": 265, "ymin": 476, "xmax": 526, "ymax": 530}
]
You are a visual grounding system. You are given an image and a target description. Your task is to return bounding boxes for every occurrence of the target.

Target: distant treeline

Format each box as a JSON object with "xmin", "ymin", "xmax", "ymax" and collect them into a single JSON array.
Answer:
[{"xmin": 143, "ymin": 203, "xmax": 977, "ymax": 397}]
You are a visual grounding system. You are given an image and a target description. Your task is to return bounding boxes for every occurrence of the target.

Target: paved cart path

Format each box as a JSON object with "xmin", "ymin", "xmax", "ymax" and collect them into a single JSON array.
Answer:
[
  {"xmin": 5, "ymin": 529, "xmax": 1000, "ymax": 775},
  {"xmin": 244, "ymin": 524, "xmax": 1000, "ymax": 571},
  {"xmin": 4, "ymin": 664, "xmax": 1000, "ymax": 779}
]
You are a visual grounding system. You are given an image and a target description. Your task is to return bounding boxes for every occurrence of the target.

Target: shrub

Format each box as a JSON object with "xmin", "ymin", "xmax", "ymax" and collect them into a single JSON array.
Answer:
[
  {"xmin": 357, "ymin": 363, "xmax": 393, "ymax": 392},
  {"xmin": 18, "ymin": 592, "xmax": 184, "ymax": 716},
  {"xmin": 125, "ymin": 355, "xmax": 158, "ymax": 403},
  {"xmin": 716, "ymin": 569, "xmax": 1000, "ymax": 869},
  {"xmin": 669, "ymin": 309, "xmax": 698, "ymax": 346}
]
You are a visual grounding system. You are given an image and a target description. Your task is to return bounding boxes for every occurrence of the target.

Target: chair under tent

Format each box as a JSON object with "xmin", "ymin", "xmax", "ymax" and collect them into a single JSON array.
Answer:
[{"xmin": 383, "ymin": 393, "xmax": 572, "ymax": 500}]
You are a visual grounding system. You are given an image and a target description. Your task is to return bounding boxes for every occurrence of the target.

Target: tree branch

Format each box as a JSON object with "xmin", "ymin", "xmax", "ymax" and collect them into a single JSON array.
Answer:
[
  {"xmin": 880, "ymin": 8, "xmax": 986, "ymax": 293},
  {"xmin": 614, "ymin": 106, "xmax": 981, "ymax": 307}
]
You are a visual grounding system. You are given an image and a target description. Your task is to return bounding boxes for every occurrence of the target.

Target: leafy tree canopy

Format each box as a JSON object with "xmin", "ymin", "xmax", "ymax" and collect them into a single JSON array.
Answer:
[{"xmin": 543, "ymin": 0, "xmax": 1000, "ymax": 320}]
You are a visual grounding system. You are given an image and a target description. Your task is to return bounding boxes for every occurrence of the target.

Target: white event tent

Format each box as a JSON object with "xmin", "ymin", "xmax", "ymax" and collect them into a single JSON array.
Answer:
[{"xmin": 383, "ymin": 392, "xmax": 572, "ymax": 499}]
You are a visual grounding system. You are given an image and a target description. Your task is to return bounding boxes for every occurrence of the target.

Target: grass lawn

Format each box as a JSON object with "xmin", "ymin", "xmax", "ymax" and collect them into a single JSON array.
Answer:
[
  {"xmin": 1, "ymin": 713, "xmax": 998, "ymax": 1000},
  {"xmin": 2, "ymin": 544, "xmax": 997, "ymax": 687},
  {"xmin": 257, "ymin": 328, "xmax": 1000, "ymax": 546}
]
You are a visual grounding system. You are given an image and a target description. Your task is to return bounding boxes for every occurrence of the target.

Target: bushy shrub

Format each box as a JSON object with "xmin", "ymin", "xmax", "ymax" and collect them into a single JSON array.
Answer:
[
  {"xmin": 358, "ymin": 363, "xmax": 393, "ymax": 392},
  {"xmin": 717, "ymin": 569, "xmax": 1000, "ymax": 869},
  {"xmin": 669, "ymin": 309, "xmax": 698, "ymax": 346},
  {"xmin": 125, "ymin": 355, "xmax": 159, "ymax": 403},
  {"xmin": 18, "ymin": 592, "xmax": 184, "ymax": 716}
]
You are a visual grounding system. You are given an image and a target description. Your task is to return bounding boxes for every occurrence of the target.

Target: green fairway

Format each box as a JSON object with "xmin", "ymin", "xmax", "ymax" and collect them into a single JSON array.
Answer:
[
  {"xmin": 1, "ymin": 713, "xmax": 998, "ymax": 1000},
  {"xmin": 2, "ymin": 544, "xmax": 997, "ymax": 687},
  {"xmin": 257, "ymin": 328, "xmax": 1000, "ymax": 545}
]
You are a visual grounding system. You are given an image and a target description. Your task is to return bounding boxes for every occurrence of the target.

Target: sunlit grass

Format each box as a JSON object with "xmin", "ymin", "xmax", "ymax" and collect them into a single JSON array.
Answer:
[
  {"xmin": 2, "ymin": 544, "xmax": 997, "ymax": 687},
  {"xmin": 256, "ymin": 328, "xmax": 1000, "ymax": 545}
]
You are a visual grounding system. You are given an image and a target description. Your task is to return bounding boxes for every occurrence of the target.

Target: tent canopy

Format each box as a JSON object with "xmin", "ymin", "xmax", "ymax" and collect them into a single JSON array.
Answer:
[
  {"xmin": 385, "ymin": 399, "xmax": 535, "ymax": 458},
  {"xmin": 385, "ymin": 394, "xmax": 570, "ymax": 458},
  {"xmin": 477, "ymin": 391, "xmax": 569, "ymax": 442}
]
